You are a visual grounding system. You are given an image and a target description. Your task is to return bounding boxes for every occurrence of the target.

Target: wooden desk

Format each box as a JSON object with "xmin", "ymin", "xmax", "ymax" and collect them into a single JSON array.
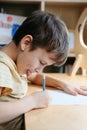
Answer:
[{"xmin": 25, "ymin": 74, "xmax": 87, "ymax": 130}]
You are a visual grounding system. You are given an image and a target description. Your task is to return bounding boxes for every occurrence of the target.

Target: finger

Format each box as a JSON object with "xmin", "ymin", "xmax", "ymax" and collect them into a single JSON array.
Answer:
[
  {"xmin": 75, "ymin": 88, "xmax": 87, "ymax": 96},
  {"xmin": 64, "ymin": 88, "xmax": 78, "ymax": 96},
  {"xmin": 80, "ymin": 86, "xmax": 87, "ymax": 91}
]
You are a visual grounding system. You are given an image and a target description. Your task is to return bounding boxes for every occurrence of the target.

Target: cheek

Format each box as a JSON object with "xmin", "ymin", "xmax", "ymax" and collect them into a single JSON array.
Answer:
[{"xmin": 16, "ymin": 53, "xmax": 28, "ymax": 73}]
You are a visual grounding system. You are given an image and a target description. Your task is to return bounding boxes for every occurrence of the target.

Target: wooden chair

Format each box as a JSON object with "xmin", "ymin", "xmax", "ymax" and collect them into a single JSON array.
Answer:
[
  {"xmin": 70, "ymin": 54, "xmax": 87, "ymax": 76},
  {"xmin": 70, "ymin": 8, "xmax": 87, "ymax": 76}
]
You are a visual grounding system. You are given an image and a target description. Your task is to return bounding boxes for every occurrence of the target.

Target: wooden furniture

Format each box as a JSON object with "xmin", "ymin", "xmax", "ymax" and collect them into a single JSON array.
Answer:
[
  {"xmin": 74, "ymin": 7, "xmax": 87, "ymax": 56},
  {"xmin": 0, "ymin": 0, "xmax": 87, "ymax": 50},
  {"xmin": 0, "ymin": 0, "xmax": 87, "ymax": 32},
  {"xmin": 70, "ymin": 8, "xmax": 87, "ymax": 76},
  {"xmin": 25, "ymin": 106, "xmax": 87, "ymax": 130},
  {"xmin": 25, "ymin": 73, "xmax": 87, "ymax": 130},
  {"xmin": 70, "ymin": 54, "xmax": 87, "ymax": 76},
  {"xmin": 0, "ymin": 0, "xmax": 87, "ymax": 53},
  {"xmin": 0, "ymin": 0, "xmax": 87, "ymax": 73}
]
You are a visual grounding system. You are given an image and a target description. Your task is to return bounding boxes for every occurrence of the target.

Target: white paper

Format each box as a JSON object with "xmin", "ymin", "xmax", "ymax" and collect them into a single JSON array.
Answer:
[{"xmin": 48, "ymin": 90, "xmax": 87, "ymax": 105}]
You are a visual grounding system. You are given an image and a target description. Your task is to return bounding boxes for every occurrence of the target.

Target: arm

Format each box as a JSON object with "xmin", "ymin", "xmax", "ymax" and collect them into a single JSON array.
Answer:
[
  {"xmin": 0, "ymin": 90, "xmax": 50, "ymax": 124},
  {"xmin": 27, "ymin": 73, "xmax": 87, "ymax": 96},
  {"xmin": 28, "ymin": 73, "xmax": 63, "ymax": 89}
]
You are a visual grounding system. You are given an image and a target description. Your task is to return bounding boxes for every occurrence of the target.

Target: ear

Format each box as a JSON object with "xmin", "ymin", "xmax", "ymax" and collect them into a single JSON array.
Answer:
[{"xmin": 20, "ymin": 35, "xmax": 33, "ymax": 51}]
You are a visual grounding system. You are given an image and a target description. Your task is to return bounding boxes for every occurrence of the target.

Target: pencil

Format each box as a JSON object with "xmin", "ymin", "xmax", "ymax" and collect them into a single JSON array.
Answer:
[{"xmin": 42, "ymin": 74, "xmax": 46, "ymax": 91}]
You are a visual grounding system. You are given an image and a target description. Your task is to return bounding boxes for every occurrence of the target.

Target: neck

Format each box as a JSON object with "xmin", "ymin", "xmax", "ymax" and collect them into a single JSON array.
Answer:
[{"xmin": 0, "ymin": 41, "xmax": 18, "ymax": 62}]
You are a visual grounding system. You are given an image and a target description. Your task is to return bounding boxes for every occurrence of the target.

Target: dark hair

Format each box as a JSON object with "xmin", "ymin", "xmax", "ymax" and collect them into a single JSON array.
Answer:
[{"xmin": 12, "ymin": 10, "xmax": 69, "ymax": 66}]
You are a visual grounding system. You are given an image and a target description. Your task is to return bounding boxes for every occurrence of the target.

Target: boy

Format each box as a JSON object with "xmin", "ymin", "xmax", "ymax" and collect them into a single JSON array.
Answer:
[{"xmin": 0, "ymin": 10, "xmax": 87, "ymax": 130}]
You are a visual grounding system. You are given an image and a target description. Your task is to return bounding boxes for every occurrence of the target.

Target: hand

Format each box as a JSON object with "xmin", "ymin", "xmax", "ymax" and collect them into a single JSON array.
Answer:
[
  {"xmin": 30, "ymin": 90, "xmax": 51, "ymax": 109},
  {"xmin": 62, "ymin": 83, "xmax": 87, "ymax": 96}
]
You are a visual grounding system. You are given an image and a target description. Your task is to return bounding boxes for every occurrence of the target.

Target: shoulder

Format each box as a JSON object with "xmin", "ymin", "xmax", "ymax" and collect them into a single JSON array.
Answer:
[
  {"xmin": 0, "ymin": 62, "xmax": 12, "ymax": 83},
  {"xmin": 0, "ymin": 62, "xmax": 11, "ymax": 74},
  {"xmin": 0, "ymin": 62, "xmax": 11, "ymax": 96}
]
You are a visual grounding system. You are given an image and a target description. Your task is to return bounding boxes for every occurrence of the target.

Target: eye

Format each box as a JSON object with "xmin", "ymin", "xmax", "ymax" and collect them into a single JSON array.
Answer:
[{"xmin": 40, "ymin": 60, "xmax": 47, "ymax": 66}]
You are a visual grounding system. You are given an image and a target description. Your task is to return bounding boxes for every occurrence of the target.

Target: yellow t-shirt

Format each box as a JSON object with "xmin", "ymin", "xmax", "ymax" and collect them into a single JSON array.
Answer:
[{"xmin": 0, "ymin": 51, "xmax": 28, "ymax": 101}]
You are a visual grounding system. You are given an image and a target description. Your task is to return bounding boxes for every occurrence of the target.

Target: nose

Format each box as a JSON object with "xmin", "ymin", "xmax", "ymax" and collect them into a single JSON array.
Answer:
[{"xmin": 35, "ymin": 68, "xmax": 42, "ymax": 73}]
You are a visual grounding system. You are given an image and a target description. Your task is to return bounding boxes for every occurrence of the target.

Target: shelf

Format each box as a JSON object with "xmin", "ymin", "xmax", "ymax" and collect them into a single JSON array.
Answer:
[
  {"xmin": 45, "ymin": 0, "xmax": 87, "ymax": 3},
  {"xmin": 0, "ymin": 0, "xmax": 87, "ymax": 70},
  {"xmin": 45, "ymin": 3, "xmax": 87, "ymax": 30},
  {"xmin": 0, "ymin": 0, "xmax": 87, "ymax": 2},
  {"xmin": 0, "ymin": 1, "xmax": 41, "ymax": 16},
  {"xmin": 0, "ymin": 0, "xmax": 41, "ymax": 2}
]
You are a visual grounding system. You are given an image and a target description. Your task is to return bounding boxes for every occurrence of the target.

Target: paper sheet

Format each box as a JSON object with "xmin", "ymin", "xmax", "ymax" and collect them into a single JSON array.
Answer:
[{"xmin": 48, "ymin": 90, "xmax": 87, "ymax": 105}]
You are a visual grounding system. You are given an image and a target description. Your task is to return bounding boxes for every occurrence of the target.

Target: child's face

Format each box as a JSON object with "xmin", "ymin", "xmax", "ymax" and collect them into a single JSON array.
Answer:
[{"xmin": 16, "ymin": 48, "xmax": 56, "ymax": 76}]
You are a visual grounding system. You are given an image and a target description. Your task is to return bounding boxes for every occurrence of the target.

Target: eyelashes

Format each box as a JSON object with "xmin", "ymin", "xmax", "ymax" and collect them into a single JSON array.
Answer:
[{"xmin": 40, "ymin": 60, "xmax": 47, "ymax": 66}]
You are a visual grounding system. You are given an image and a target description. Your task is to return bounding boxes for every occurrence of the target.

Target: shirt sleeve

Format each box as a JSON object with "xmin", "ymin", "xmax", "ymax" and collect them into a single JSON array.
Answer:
[{"xmin": 0, "ymin": 62, "xmax": 13, "ymax": 96}]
